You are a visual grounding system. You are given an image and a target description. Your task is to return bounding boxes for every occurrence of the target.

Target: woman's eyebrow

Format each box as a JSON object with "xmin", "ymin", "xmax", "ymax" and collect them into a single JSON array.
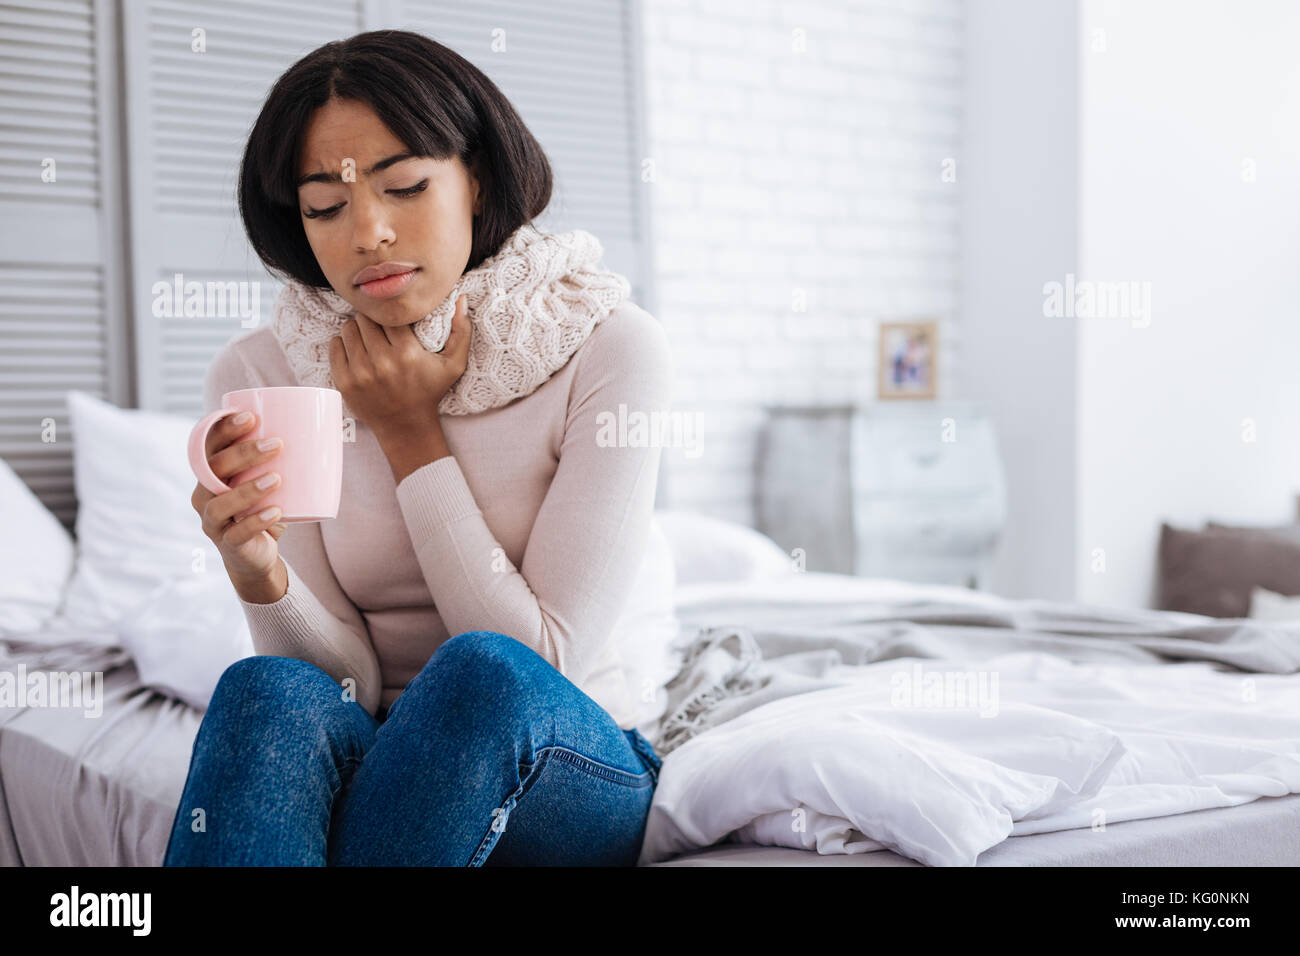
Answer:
[{"xmin": 296, "ymin": 152, "xmax": 416, "ymax": 188}]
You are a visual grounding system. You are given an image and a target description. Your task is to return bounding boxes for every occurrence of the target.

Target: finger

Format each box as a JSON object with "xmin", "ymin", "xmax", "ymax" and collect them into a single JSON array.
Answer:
[
  {"xmin": 205, "ymin": 410, "xmax": 257, "ymax": 459},
  {"xmin": 340, "ymin": 318, "xmax": 374, "ymax": 378},
  {"xmin": 192, "ymin": 482, "xmax": 214, "ymax": 514},
  {"xmin": 223, "ymin": 504, "xmax": 282, "ymax": 547},
  {"xmin": 209, "ymin": 433, "xmax": 282, "ymax": 484},
  {"xmin": 444, "ymin": 294, "xmax": 471, "ymax": 358},
  {"xmin": 453, "ymin": 294, "xmax": 471, "ymax": 358},
  {"xmin": 207, "ymin": 469, "xmax": 280, "ymax": 529},
  {"xmin": 353, "ymin": 311, "xmax": 391, "ymax": 353},
  {"xmin": 329, "ymin": 335, "xmax": 349, "ymax": 383},
  {"xmin": 340, "ymin": 317, "xmax": 367, "ymax": 361}
]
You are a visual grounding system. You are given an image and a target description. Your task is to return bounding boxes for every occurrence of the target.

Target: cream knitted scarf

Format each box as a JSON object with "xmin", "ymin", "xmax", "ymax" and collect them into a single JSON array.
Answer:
[{"xmin": 270, "ymin": 222, "xmax": 631, "ymax": 419}]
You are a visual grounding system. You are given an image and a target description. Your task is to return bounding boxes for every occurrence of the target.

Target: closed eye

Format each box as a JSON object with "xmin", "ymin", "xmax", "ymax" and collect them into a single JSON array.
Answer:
[{"xmin": 302, "ymin": 179, "xmax": 429, "ymax": 220}]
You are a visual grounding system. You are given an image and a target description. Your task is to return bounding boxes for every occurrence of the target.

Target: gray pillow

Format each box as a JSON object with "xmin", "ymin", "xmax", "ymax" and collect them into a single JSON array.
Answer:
[
  {"xmin": 1205, "ymin": 520, "xmax": 1300, "ymax": 545},
  {"xmin": 1157, "ymin": 522, "xmax": 1300, "ymax": 618}
]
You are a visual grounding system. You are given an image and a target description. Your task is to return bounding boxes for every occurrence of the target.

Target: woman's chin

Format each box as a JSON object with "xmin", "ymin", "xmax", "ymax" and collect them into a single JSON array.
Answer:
[{"xmin": 357, "ymin": 299, "xmax": 424, "ymax": 327}]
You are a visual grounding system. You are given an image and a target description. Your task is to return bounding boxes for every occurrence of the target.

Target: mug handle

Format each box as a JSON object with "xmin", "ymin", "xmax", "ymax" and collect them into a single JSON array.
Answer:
[{"xmin": 188, "ymin": 407, "xmax": 241, "ymax": 495}]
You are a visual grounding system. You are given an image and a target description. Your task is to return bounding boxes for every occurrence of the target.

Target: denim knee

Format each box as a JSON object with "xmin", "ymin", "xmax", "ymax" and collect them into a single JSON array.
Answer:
[
  {"xmin": 394, "ymin": 631, "xmax": 545, "ymax": 718},
  {"xmin": 430, "ymin": 631, "xmax": 542, "ymax": 682},
  {"xmin": 215, "ymin": 653, "xmax": 332, "ymax": 693},
  {"xmin": 209, "ymin": 655, "xmax": 349, "ymax": 728}
]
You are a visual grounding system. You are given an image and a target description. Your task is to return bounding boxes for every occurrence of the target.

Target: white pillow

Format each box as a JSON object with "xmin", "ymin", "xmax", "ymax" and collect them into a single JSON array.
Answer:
[
  {"xmin": 0, "ymin": 455, "xmax": 77, "ymax": 636},
  {"xmin": 58, "ymin": 390, "xmax": 225, "ymax": 639},
  {"xmin": 1248, "ymin": 587, "xmax": 1300, "ymax": 620},
  {"xmin": 115, "ymin": 572, "xmax": 254, "ymax": 711},
  {"xmin": 654, "ymin": 509, "xmax": 796, "ymax": 586}
]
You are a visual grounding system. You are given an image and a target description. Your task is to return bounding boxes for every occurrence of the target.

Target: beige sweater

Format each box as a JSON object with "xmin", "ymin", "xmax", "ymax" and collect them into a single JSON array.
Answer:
[{"xmin": 202, "ymin": 300, "xmax": 674, "ymax": 731}]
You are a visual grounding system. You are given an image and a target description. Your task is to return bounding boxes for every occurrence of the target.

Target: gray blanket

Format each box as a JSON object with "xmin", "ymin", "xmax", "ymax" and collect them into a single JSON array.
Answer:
[{"xmin": 651, "ymin": 591, "xmax": 1300, "ymax": 756}]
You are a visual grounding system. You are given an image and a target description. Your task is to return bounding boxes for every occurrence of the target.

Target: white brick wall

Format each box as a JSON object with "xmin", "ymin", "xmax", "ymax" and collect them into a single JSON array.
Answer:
[{"xmin": 640, "ymin": 0, "xmax": 963, "ymax": 525}]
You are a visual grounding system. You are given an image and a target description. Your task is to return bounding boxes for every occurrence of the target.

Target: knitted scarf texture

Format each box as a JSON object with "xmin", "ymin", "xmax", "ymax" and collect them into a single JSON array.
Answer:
[{"xmin": 270, "ymin": 222, "xmax": 631, "ymax": 420}]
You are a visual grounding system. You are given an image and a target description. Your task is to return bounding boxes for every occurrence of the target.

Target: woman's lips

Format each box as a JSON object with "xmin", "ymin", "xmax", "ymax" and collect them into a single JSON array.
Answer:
[{"xmin": 357, "ymin": 268, "xmax": 419, "ymax": 299}]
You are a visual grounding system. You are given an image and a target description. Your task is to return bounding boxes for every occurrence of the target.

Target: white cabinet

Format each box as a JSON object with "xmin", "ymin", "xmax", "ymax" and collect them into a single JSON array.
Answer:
[{"xmin": 757, "ymin": 401, "xmax": 1006, "ymax": 589}]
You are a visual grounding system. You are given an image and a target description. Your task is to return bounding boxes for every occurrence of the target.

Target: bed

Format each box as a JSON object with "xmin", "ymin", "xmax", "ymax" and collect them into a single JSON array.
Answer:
[{"xmin": 3, "ymin": 567, "xmax": 1299, "ymax": 867}]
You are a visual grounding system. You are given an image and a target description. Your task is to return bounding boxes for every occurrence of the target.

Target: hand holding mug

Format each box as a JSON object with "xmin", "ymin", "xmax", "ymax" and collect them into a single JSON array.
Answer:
[
  {"xmin": 187, "ymin": 385, "xmax": 344, "ymax": 591},
  {"xmin": 189, "ymin": 410, "xmax": 288, "ymax": 584}
]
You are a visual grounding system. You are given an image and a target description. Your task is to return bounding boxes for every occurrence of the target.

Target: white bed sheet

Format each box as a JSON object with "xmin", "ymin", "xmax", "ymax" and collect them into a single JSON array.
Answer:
[{"xmin": 644, "ymin": 573, "xmax": 1300, "ymax": 866}]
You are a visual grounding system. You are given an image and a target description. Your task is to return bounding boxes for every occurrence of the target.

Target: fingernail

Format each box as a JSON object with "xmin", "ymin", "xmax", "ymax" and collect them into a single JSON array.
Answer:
[
  {"xmin": 233, "ymin": 411, "xmax": 252, "ymax": 425},
  {"xmin": 255, "ymin": 472, "xmax": 279, "ymax": 489},
  {"xmin": 258, "ymin": 507, "xmax": 280, "ymax": 521},
  {"xmin": 257, "ymin": 437, "xmax": 282, "ymax": 451}
]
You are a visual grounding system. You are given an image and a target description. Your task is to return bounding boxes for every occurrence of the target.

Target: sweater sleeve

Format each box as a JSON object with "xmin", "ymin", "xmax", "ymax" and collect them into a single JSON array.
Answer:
[
  {"xmin": 393, "ymin": 308, "xmax": 673, "ymax": 686},
  {"xmin": 203, "ymin": 341, "xmax": 384, "ymax": 715}
]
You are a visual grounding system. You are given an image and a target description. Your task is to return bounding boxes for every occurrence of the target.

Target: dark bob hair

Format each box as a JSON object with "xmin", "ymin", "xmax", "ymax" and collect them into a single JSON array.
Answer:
[{"xmin": 238, "ymin": 29, "xmax": 553, "ymax": 288}]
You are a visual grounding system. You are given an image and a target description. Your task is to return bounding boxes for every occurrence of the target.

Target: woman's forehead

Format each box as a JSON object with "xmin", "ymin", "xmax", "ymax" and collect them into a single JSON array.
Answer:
[{"xmin": 297, "ymin": 101, "xmax": 404, "ymax": 168}]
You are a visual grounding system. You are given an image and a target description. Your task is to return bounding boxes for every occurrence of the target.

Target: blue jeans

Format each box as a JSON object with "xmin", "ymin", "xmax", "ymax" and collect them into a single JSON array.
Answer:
[{"xmin": 162, "ymin": 630, "xmax": 662, "ymax": 866}]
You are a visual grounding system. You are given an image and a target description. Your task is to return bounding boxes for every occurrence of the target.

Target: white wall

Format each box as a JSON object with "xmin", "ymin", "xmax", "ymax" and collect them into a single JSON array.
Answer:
[
  {"xmin": 959, "ymin": 0, "xmax": 1080, "ymax": 601},
  {"xmin": 1077, "ymin": 0, "xmax": 1300, "ymax": 607},
  {"xmin": 640, "ymin": 0, "xmax": 964, "ymax": 525},
  {"xmin": 961, "ymin": 0, "xmax": 1300, "ymax": 607},
  {"xmin": 643, "ymin": 0, "xmax": 1300, "ymax": 607}
]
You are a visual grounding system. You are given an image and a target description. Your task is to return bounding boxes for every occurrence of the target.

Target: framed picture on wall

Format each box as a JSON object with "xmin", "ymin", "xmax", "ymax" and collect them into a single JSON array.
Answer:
[{"xmin": 878, "ymin": 320, "xmax": 938, "ymax": 400}]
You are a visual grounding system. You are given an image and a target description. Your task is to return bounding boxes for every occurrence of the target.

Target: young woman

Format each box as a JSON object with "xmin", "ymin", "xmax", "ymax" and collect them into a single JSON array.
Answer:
[{"xmin": 164, "ymin": 29, "xmax": 672, "ymax": 866}]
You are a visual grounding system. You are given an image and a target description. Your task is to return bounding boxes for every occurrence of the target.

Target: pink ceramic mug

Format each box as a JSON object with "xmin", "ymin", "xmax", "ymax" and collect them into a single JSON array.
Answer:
[{"xmin": 187, "ymin": 386, "xmax": 343, "ymax": 523}]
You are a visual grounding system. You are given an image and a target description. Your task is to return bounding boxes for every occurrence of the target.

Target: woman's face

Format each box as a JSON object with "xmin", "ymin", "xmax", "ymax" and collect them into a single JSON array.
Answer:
[{"xmin": 295, "ymin": 97, "xmax": 481, "ymax": 327}]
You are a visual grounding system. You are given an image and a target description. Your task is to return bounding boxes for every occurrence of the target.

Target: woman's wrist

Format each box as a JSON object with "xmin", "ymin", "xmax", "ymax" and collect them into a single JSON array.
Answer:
[
  {"xmin": 375, "ymin": 415, "xmax": 453, "ymax": 485},
  {"xmin": 231, "ymin": 555, "xmax": 288, "ymax": 605}
]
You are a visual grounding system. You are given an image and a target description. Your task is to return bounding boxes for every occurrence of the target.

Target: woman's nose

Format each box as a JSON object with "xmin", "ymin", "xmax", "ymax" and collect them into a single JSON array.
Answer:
[{"xmin": 351, "ymin": 193, "xmax": 396, "ymax": 251}]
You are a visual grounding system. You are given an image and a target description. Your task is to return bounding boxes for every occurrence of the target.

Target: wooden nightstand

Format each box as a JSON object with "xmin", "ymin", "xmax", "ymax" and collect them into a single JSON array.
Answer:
[{"xmin": 756, "ymin": 401, "xmax": 1006, "ymax": 589}]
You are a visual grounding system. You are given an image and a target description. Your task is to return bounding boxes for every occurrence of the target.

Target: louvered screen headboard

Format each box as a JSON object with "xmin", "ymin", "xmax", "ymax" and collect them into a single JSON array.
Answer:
[
  {"xmin": 0, "ymin": 0, "xmax": 130, "ymax": 533},
  {"xmin": 1, "ymin": 0, "xmax": 654, "ymax": 536}
]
